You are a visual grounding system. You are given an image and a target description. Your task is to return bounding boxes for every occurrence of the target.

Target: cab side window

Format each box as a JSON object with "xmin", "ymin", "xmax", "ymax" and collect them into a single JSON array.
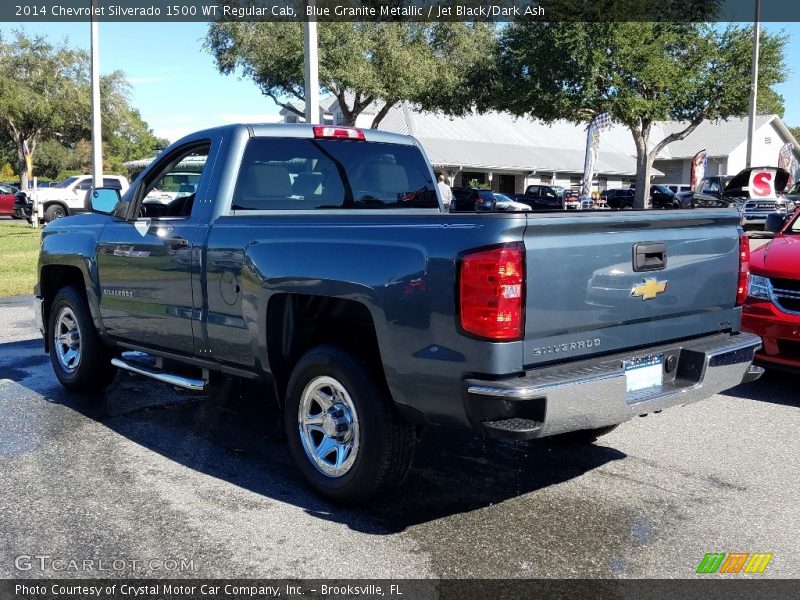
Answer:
[{"xmin": 134, "ymin": 143, "xmax": 210, "ymax": 220}]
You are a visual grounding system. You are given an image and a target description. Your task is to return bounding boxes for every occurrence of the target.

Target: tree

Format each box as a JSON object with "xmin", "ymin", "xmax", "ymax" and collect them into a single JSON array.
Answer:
[
  {"xmin": 494, "ymin": 21, "xmax": 786, "ymax": 207},
  {"xmin": 0, "ymin": 30, "xmax": 161, "ymax": 188},
  {"xmin": 32, "ymin": 138, "xmax": 71, "ymax": 180},
  {"xmin": 205, "ymin": 21, "xmax": 494, "ymax": 128},
  {"xmin": 0, "ymin": 163, "xmax": 14, "ymax": 180},
  {"xmin": 790, "ymin": 126, "xmax": 800, "ymax": 143},
  {"xmin": 99, "ymin": 71, "xmax": 161, "ymax": 164},
  {"xmin": 0, "ymin": 31, "xmax": 89, "ymax": 190}
]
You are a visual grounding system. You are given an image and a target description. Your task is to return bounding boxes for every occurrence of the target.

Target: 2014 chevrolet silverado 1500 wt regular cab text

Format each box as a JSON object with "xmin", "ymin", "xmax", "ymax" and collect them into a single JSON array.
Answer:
[{"xmin": 34, "ymin": 124, "xmax": 763, "ymax": 504}]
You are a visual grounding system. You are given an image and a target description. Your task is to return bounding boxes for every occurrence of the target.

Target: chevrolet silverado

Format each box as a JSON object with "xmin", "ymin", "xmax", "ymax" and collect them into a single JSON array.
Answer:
[{"xmin": 34, "ymin": 123, "xmax": 762, "ymax": 503}]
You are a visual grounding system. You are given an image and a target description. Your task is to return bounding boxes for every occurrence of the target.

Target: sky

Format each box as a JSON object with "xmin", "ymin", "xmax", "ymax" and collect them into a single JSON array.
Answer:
[
  {"xmin": 13, "ymin": 21, "xmax": 800, "ymax": 145},
  {"xmin": 16, "ymin": 22, "xmax": 284, "ymax": 142}
]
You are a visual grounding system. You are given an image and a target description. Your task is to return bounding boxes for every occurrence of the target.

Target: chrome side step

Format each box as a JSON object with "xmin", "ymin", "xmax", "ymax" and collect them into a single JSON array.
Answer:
[{"xmin": 111, "ymin": 357, "xmax": 207, "ymax": 391}]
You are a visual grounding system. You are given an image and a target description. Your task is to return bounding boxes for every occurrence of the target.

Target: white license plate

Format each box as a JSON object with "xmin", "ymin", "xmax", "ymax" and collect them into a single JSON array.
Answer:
[{"xmin": 624, "ymin": 354, "xmax": 664, "ymax": 392}]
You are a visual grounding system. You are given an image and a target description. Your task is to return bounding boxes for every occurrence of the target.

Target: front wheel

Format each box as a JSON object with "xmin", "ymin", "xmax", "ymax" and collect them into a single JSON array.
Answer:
[
  {"xmin": 284, "ymin": 345, "xmax": 415, "ymax": 504},
  {"xmin": 45, "ymin": 204, "xmax": 67, "ymax": 222},
  {"xmin": 49, "ymin": 286, "xmax": 116, "ymax": 393}
]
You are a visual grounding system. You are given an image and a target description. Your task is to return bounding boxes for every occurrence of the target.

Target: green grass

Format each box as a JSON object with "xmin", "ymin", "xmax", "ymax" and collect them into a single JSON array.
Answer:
[{"xmin": 0, "ymin": 221, "xmax": 40, "ymax": 297}]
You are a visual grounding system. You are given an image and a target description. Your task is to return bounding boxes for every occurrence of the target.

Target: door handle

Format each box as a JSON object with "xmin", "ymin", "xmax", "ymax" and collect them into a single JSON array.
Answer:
[{"xmin": 633, "ymin": 242, "xmax": 667, "ymax": 272}]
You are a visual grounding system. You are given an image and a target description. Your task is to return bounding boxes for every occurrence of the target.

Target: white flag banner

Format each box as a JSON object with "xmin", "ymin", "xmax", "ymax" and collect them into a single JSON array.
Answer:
[
  {"xmin": 690, "ymin": 149, "xmax": 707, "ymax": 192},
  {"xmin": 581, "ymin": 112, "xmax": 611, "ymax": 199},
  {"xmin": 778, "ymin": 142, "xmax": 797, "ymax": 189}
]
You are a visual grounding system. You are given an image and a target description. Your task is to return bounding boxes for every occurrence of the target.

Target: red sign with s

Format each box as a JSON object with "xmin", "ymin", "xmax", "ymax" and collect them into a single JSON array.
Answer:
[{"xmin": 749, "ymin": 170, "xmax": 776, "ymax": 198}]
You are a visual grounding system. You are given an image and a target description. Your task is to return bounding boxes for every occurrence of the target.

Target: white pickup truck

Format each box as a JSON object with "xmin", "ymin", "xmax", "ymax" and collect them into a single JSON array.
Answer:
[{"xmin": 15, "ymin": 175, "xmax": 129, "ymax": 222}]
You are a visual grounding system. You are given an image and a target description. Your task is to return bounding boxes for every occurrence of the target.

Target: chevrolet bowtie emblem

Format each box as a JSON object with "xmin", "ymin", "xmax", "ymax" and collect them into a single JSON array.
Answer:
[{"xmin": 631, "ymin": 278, "xmax": 668, "ymax": 300}]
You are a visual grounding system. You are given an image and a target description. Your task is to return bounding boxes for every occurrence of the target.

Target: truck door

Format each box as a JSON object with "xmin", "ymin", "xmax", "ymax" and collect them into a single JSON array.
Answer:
[{"xmin": 96, "ymin": 140, "xmax": 214, "ymax": 354}]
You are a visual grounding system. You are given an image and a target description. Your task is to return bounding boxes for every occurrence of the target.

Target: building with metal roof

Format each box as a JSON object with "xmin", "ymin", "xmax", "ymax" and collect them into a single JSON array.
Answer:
[
  {"xmin": 652, "ymin": 114, "xmax": 800, "ymax": 184},
  {"xmin": 127, "ymin": 100, "xmax": 798, "ymax": 196},
  {"xmin": 281, "ymin": 98, "xmax": 652, "ymax": 193},
  {"xmin": 308, "ymin": 99, "xmax": 799, "ymax": 194}
]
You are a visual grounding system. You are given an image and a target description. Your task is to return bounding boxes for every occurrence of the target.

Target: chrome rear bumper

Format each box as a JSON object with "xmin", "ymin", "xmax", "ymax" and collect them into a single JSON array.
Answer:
[{"xmin": 463, "ymin": 332, "xmax": 762, "ymax": 439}]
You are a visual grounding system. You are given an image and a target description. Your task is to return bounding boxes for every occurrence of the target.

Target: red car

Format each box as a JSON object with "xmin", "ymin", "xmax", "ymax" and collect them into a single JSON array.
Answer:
[
  {"xmin": 742, "ymin": 209, "xmax": 800, "ymax": 370},
  {"xmin": 0, "ymin": 184, "xmax": 17, "ymax": 217}
]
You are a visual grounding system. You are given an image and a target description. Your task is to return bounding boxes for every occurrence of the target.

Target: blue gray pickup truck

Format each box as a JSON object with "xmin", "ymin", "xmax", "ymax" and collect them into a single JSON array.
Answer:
[{"xmin": 34, "ymin": 124, "xmax": 763, "ymax": 503}]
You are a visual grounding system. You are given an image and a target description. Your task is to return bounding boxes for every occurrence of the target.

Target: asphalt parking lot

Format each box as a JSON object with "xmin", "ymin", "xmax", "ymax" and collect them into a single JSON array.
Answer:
[{"xmin": 1, "ymin": 277, "xmax": 798, "ymax": 581}]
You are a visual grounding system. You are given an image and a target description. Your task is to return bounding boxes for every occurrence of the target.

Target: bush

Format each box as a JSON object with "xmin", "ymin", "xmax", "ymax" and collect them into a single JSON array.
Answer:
[{"xmin": 468, "ymin": 179, "xmax": 491, "ymax": 190}]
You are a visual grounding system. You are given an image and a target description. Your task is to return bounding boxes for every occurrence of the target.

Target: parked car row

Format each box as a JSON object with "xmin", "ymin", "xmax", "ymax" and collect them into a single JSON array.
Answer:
[
  {"xmin": 451, "ymin": 185, "xmax": 611, "ymax": 212},
  {"xmin": 13, "ymin": 175, "xmax": 129, "ymax": 222},
  {"xmin": 679, "ymin": 167, "xmax": 794, "ymax": 230},
  {"xmin": 596, "ymin": 168, "xmax": 796, "ymax": 231}
]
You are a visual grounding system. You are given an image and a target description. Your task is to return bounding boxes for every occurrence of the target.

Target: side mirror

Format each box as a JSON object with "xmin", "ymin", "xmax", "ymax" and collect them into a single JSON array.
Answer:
[
  {"xmin": 91, "ymin": 188, "xmax": 121, "ymax": 215},
  {"xmin": 766, "ymin": 212, "xmax": 789, "ymax": 234}
]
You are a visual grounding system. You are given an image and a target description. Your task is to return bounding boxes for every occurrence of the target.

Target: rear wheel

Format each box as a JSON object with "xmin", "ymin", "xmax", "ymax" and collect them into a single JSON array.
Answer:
[
  {"xmin": 49, "ymin": 286, "xmax": 116, "ymax": 393},
  {"xmin": 284, "ymin": 345, "xmax": 415, "ymax": 504}
]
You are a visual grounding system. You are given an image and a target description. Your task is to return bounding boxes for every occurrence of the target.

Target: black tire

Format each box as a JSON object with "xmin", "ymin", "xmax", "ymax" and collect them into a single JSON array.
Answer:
[
  {"xmin": 549, "ymin": 424, "xmax": 619, "ymax": 445},
  {"xmin": 45, "ymin": 204, "xmax": 67, "ymax": 222},
  {"xmin": 284, "ymin": 344, "xmax": 415, "ymax": 505},
  {"xmin": 48, "ymin": 286, "xmax": 116, "ymax": 393}
]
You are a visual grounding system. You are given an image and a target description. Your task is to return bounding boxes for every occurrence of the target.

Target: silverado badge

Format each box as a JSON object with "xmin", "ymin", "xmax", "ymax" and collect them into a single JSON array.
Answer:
[{"xmin": 631, "ymin": 278, "xmax": 668, "ymax": 300}]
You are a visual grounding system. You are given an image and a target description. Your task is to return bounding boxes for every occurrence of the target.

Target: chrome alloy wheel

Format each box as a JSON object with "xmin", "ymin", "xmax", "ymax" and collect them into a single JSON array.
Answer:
[
  {"xmin": 54, "ymin": 307, "xmax": 82, "ymax": 373},
  {"xmin": 298, "ymin": 376, "xmax": 360, "ymax": 478}
]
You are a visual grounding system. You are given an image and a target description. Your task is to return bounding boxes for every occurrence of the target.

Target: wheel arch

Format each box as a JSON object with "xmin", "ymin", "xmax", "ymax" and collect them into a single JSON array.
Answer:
[
  {"xmin": 39, "ymin": 264, "xmax": 96, "ymax": 353},
  {"xmin": 264, "ymin": 293, "xmax": 385, "ymax": 407}
]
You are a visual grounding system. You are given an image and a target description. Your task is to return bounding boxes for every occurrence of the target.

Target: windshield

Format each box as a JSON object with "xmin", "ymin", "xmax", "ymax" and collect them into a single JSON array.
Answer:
[
  {"xmin": 54, "ymin": 176, "xmax": 80, "ymax": 189},
  {"xmin": 652, "ymin": 185, "xmax": 673, "ymax": 194}
]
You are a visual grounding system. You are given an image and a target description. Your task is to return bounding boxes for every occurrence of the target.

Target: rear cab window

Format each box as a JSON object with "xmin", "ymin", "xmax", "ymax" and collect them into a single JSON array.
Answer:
[{"xmin": 230, "ymin": 137, "xmax": 437, "ymax": 212}]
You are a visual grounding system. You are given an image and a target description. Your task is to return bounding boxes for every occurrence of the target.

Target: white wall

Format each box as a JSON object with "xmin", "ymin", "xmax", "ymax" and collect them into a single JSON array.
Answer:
[
  {"xmin": 652, "ymin": 159, "xmax": 686, "ymax": 184},
  {"xmin": 354, "ymin": 113, "xmax": 375, "ymax": 129},
  {"xmin": 726, "ymin": 121, "xmax": 797, "ymax": 174},
  {"xmin": 605, "ymin": 177, "xmax": 626, "ymax": 189}
]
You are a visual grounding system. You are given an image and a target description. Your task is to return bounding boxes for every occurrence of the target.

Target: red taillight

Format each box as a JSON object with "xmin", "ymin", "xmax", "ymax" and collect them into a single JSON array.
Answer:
[
  {"xmin": 736, "ymin": 233, "xmax": 750, "ymax": 306},
  {"xmin": 312, "ymin": 126, "xmax": 365, "ymax": 140},
  {"xmin": 459, "ymin": 244, "xmax": 525, "ymax": 341}
]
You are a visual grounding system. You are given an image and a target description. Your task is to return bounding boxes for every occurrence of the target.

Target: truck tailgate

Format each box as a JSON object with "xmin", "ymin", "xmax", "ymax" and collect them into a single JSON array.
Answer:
[{"xmin": 523, "ymin": 210, "xmax": 743, "ymax": 367}]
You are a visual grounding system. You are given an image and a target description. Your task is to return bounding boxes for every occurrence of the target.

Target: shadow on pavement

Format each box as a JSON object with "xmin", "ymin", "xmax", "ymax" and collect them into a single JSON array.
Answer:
[
  {"xmin": 0, "ymin": 337, "xmax": 626, "ymax": 534},
  {"xmin": 725, "ymin": 367, "xmax": 799, "ymax": 408}
]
